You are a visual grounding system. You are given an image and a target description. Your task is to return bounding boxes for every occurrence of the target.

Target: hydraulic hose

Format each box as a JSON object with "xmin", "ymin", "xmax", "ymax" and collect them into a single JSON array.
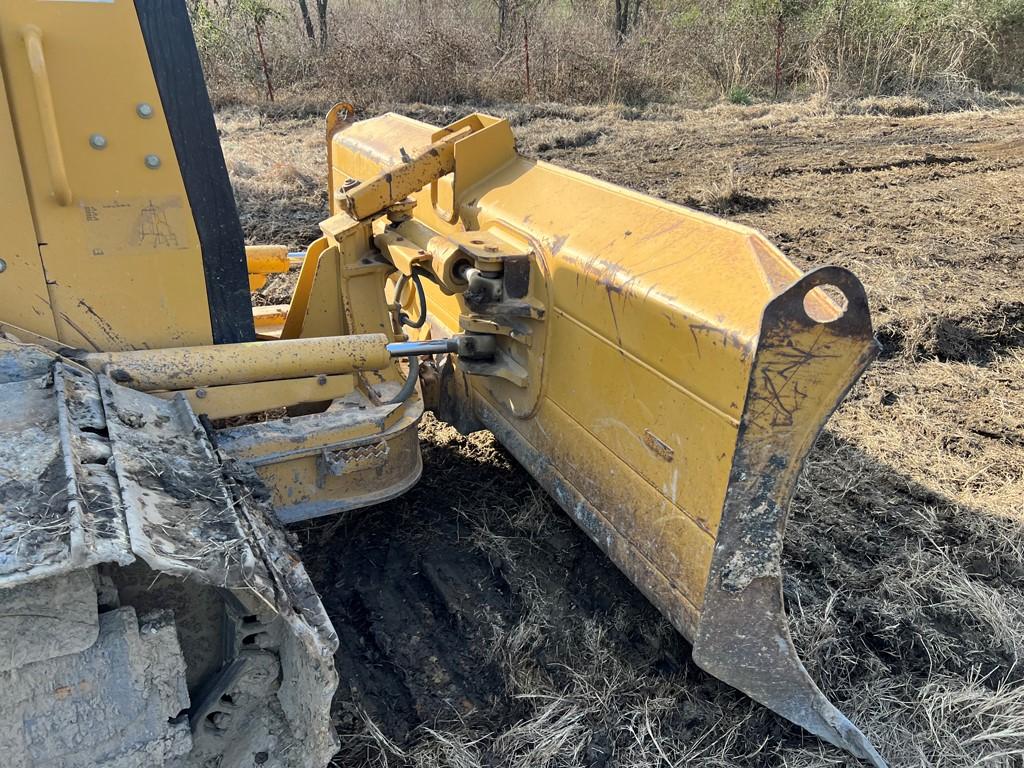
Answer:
[
  {"xmin": 387, "ymin": 354, "xmax": 421, "ymax": 405},
  {"xmin": 395, "ymin": 268, "xmax": 429, "ymax": 329}
]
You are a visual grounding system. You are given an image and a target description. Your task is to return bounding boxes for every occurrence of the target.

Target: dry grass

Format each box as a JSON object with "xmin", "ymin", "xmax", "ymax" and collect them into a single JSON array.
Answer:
[
  {"xmin": 226, "ymin": 99, "xmax": 1024, "ymax": 767},
  {"xmin": 194, "ymin": 0, "xmax": 1024, "ymax": 107}
]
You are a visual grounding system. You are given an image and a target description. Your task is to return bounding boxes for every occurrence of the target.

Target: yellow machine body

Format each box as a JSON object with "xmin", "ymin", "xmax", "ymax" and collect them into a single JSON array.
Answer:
[
  {"xmin": 0, "ymin": 0, "xmax": 420, "ymax": 525},
  {"xmin": 0, "ymin": 1, "xmax": 885, "ymax": 765},
  {"xmin": 0, "ymin": 1, "xmax": 220, "ymax": 349}
]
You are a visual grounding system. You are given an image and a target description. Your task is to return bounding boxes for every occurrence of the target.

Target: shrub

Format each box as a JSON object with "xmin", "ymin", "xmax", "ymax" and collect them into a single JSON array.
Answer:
[{"xmin": 727, "ymin": 84, "xmax": 753, "ymax": 103}]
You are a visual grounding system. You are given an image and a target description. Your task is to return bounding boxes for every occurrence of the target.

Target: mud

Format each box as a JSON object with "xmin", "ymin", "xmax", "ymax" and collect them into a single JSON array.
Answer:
[
  {"xmin": 223, "ymin": 100, "xmax": 1024, "ymax": 766},
  {"xmin": 0, "ymin": 454, "xmax": 70, "ymax": 571}
]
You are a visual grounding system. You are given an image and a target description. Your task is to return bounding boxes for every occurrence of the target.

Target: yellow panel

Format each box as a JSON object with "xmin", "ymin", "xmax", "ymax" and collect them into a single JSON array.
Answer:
[
  {"xmin": 0, "ymin": 58, "xmax": 55, "ymax": 339},
  {"xmin": 526, "ymin": 397, "xmax": 714, "ymax": 611},
  {"xmin": 546, "ymin": 309, "xmax": 738, "ymax": 537},
  {"xmin": 0, "ymin": 0, "xmax": 212, "ymax": 350},
  {"xmin": 333, "ymin": 115, "xmax": 802, "ymax": 418},
  {"xmin": 474, "ymin": 163, "xmax": 797, "ymax": 420},
  {"xmin": 156, "ymin": 374, "xmax": 356, "ymax": 421},
  {"xmin": 245, "ymin": 244, "xmax": 290, "ymax": 274},
  {"xmin": 281, "ymin": 236, "xmax": 329, "ymax": 339}
]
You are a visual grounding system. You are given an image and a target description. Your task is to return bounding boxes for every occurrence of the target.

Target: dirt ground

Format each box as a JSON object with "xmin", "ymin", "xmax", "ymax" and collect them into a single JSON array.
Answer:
[{"xmin": 218, "ymin": 97, "xmax": 1024, "ymax": 767}]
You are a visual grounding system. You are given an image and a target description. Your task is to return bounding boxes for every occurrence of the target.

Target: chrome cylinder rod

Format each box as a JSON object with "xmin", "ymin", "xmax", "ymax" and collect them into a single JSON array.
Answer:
[{"xmin": 386, "ymin": 338, "xmax": 459, "ymax": 357}]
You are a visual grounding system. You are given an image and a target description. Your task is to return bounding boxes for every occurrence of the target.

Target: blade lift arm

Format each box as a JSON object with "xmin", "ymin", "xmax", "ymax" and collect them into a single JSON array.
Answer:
[{"xmin": 76, "ymin": 333, "xmax": 493, "ymax": 393}]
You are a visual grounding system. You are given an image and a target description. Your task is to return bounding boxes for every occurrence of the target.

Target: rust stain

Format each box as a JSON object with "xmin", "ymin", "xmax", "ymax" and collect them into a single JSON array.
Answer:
[
  {"xmin": 642, "ymin": 429, "xmax": 674, "ymax": 462},
  {"xmin": 77, "ymin": 299, "xmax": 127, "ymax": 347},
  {"xmin": 689, "ymin": 322, "xmax": 754, "ymax": 359}
]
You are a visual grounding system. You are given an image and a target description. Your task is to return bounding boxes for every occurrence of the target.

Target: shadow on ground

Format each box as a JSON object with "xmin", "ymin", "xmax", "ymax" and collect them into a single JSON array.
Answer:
[{"xmin": 294, "ymin": 415, "xmax": 1024, "ymax": 767}]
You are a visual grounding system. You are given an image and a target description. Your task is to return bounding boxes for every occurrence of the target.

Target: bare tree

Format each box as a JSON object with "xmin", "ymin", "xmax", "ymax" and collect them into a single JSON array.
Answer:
[
  {"xmin": 612, "ymin": 0, "xmax": 640, "ymax": 41},
  {"xmin": 493, "ymin": 0, "xmax": 513, "ymax": 48},
  {"xmin": 768, "ymin": 0, "xmax": 814, "ymax": 96},
  {"xmin": 504, "ymin": 0, "xmax": 544, "ymax": 97},
  {"xmin": 297, "ymin": 0, "xmax": 316, "ymax": 40},
  {"xmin": 490, "ymin": 0, "xmax": 542, "ymax": 93},
  {"xmin": 314, "ymin": 0, "xmax": 329, "ymax": 47},
  {"xmin": 523, "ymin": 10, "xmax": 531, "ymax": 96},
  {"xmin": 240, "ymin": 0, "xmax": 277, "ymax": 101}
]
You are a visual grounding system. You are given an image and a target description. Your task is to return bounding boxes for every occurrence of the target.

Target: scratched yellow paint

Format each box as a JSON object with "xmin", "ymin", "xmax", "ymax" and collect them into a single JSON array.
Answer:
[
  {"xmin": 0, "ymin": 61, "xmax": 56, "ymax": 340},
  {"xmin": 538, "ymin": 396, "xmax": 715, "ymax": 610},
  {"xmin": 545, "ymin": 309, "xmax": 739, "ymax": 537}
]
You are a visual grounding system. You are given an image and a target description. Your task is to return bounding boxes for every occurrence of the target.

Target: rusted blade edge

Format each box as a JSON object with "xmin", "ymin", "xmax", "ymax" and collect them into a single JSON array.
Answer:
[
  {"xmin": 693, "ymin": 572, "xmax": 887, "ymax": 767},
  {"xmin": 695, "ymin": 267, "xmax": 886, "ymax": 767}
]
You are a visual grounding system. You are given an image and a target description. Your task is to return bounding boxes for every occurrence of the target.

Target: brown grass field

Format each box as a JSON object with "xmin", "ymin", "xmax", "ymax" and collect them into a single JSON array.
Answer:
[{"xmin": 219, "ymin": 98, "xmax": 1024, "ymax": 767}]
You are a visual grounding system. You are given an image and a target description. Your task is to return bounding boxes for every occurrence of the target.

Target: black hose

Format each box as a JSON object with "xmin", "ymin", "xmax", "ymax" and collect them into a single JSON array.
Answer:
[
  {"xmin": 387, "ymin": 354, "xmax": 420, "ymax": 405},
  {"xmin": 396, "ymin": 269, "xmax": 428, "ymax": 329}
]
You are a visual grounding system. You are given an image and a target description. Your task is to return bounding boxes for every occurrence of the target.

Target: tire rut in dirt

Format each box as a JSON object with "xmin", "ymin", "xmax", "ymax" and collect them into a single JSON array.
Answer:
[
  {"xmin": 328, "ymin": 534, "xmax": 515, "ymax": 739},
  {"xmin": 294, "ymin": 420, "xmax": 708, "ymax": 756}
]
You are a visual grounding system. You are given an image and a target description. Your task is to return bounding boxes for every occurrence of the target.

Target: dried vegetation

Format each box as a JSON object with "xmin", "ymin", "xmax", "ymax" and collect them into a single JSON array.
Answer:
[
  {"xmin": 194, "ymin": 0, "xmax": 1024, "ymax": 109},
  {"xmin": 221, "ymin": 98, "xmax": 1024, "ymax": 766}
]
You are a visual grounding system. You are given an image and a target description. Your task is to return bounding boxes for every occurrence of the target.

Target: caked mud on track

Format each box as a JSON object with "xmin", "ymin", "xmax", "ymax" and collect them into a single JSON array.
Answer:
[{"xmin": 226, "ymin": 99, "xmax": 1024, "ymax": 766}]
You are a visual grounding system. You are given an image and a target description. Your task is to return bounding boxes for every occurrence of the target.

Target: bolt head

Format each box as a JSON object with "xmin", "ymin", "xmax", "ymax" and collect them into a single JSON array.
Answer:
[
  {"xmin": 144, "ymin": 154, "xmax": 161, "ymax": 169},
  {"xmin": 195, "ymin": 388, "xmax": 207, "ymax": 399},
  {"xmin": 89, "ymin": 133, "xmax": 107, "ymax": 150},
  {"xmin": 136, "ymin": 102, "xmax": 154, "ymax": 119},
  {"xmin": 317, "ymin": 374, "xmax": 328, "ymax": 385}
]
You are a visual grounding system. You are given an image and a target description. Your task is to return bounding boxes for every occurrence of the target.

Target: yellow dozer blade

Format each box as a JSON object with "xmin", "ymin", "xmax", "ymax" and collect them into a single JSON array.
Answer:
[{"xmin": 332, "ymin": 114, "xmax": 885, "ymax": 765}]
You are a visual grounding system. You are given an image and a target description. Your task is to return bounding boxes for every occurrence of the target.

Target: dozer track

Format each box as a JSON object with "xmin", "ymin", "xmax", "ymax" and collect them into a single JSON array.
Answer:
[{"xmin": 0, "ymin": 339, "xmax": 337, "ymax": 768}]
